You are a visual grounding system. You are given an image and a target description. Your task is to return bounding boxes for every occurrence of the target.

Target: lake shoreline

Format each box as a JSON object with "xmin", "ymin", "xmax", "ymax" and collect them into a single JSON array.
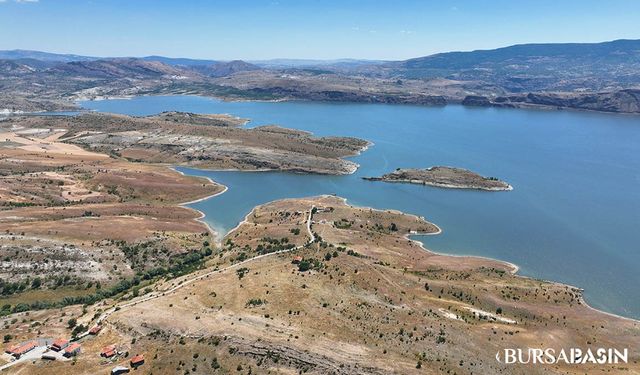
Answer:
[
  {"xmin": 178, "ymin": 173, "xmax": 639, "ymax": 323},
  {"xmin": 84, "ymin": 95, "xmax": 640, "ymax": 321},
  {"xmin": 172, "ymin": 166, "xmax": 229, "ymax": 242}
]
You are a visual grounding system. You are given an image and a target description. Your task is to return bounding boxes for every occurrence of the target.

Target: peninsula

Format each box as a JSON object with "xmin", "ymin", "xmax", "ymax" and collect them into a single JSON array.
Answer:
[
  {"xmin": 3, "ymin": 112, "xmax": 370, "ymax": 175},
  {"xmin": 3, "ymin": 196, "xmax": 637, "ymax": 374},
  {"xmin": 0, "ymin": 111, "xmax": 368, "ymax": 315},
  {"xmin": 364, "ymin": 166, "xmax": 512, "ymax": 191}
]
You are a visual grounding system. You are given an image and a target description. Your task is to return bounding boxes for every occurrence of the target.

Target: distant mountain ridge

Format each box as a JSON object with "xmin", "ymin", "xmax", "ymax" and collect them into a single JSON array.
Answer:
[
  {"xmin": 1, "ymin": 39, "xmax": 640, "ymax": 114},
  {"xmin": 141, "ymin": 56, "xmax": 218, "ymax": 66},
  {"xmin": 399, "ymin": 39, "xmax": 640, "ymax": 70},
  {"xmin": 250, "ymin": 58, "xmax": 388, "ymax": 69},
  {"xmin": 0, "ymin": 49, "xmax": 98, "ymax": 62},
  {"xmin": 46, "ymin": 58, "xmax": 196, "ymax": 79},
  {"xmin": 191, "ymin": 60, "xmax": 261, "ymax": 77},
  {"xmin": 379, "ymin": 39, "xmax": 640, "ymax": 92}
]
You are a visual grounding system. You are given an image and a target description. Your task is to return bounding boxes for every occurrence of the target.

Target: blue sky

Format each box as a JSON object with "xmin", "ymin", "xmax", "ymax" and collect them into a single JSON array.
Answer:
[{"xmin": 0, "ymin": 0, "xmax": 639, "ymax": 60}]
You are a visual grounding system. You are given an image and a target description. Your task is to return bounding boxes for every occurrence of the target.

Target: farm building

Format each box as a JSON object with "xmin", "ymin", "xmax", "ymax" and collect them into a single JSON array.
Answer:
[
  {"xmin": 64, "ymin": 343, "xmax": 81, "ymax": 357},
  {"xmin": 89, "ymin": 325, "xmax": 102, "ymax": 335},
  {"xmin": 101, "ymin": 344, "xmax": 117, "ymax": 358},
  {"xmin": 50, "ymin": 338, "xmax": 69, "ymax": 351},
  {"xmin": 9, "ymin": 341, "xmax": 37, "ymax": 358},
  {"xmin": 130, "ymin": 353, "xmax": 145, "ymax": 367}
]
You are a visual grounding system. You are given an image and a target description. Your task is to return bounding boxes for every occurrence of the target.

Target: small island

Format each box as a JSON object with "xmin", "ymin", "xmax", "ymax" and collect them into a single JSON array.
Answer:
[{"xmin": 364, "ymin": 166, "xmax": 512, "ymax": 191}]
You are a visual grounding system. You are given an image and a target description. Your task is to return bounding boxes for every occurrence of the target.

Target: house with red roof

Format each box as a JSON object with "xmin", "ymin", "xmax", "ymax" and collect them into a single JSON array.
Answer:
[
  {"xmin": 64, "ymin": 342, "xmax": 81, "ymax": 357},
  {"xmin": 9, "ymin": 341, "xmax": 38, "ymax": 358},
  {"xmin": 51, "ymin": 338, "xmax": 69, "ymax": 351},
  {"xmin": 101, "ymin": 344, "xmax": 117, "ymax": 358},
  {"xmin": 130, "ymin": 353, "xmax": 145, "ymax": 367},
  {"xmin": 89, "ymin": 325, "xmax": 102, "ymax": 335}
]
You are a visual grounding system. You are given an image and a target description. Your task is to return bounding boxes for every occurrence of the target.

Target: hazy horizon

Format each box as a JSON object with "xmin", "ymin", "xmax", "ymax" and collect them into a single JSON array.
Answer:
[
  {"xmin": 2, "ymin": 37, "xmax": 639, "ymax": 63},
  {"xmin": 1, "ymin": 0, "xmax": 639, "ymax": 60}
]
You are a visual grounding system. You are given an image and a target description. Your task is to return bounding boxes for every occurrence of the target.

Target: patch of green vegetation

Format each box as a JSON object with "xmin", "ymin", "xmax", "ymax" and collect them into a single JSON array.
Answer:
[
  {"xmin": 246, "ymin": 298, "xmax": 266, "ymax": 307},
  {"xmin": 255, "ymin": 237, "xmax": 294, "ymax": 254},
  {"xmin": 236, "ymin": 267, "xmax": 249, "ymax": 280},
  {"xmin": 297, "ymin": 258, "xmax": 323, "ymax": 272},
  {"xmin": 334, "ymin": 218, "xmax": 353, "ymax": 229},
  {"xmin": 0, "ymin": 246, "xmax": 214, "ymax": 316}
]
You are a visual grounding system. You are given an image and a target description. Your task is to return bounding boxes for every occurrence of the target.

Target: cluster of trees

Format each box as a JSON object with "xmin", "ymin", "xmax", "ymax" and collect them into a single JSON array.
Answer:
[
  {"xmin": 297, "ymin": 258, "xmax": 323, "ymax": 272},
  {"xmin": 255, "ymin": 237, "xmax": 295, "ymax": 254},
  {"xmin": 0, "ymin": 245, "xmax": 214, "ymax": 316},
  {"xmin": 372, "ymin": 222, "xmax": 399, "ymax": 233},
  {"xmin": 0, "ymin": 274, "xmax": 85, "ymax": 297},
  {"xmin": 334, "ymin": 218, "xmax": 353, "ymax": 229}
]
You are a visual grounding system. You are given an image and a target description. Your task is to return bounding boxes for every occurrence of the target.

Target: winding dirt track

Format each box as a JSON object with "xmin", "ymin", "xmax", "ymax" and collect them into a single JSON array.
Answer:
[{"xmin": 88, "ymin": 205, "xmax": 316, "ymax": 332}]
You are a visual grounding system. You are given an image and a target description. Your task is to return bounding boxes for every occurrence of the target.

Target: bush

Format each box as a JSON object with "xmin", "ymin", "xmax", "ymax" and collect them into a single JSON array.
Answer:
[
  {"xmin": 246, "ymin": 298, "xmax": 266, "ymax": 307},
  {"xmin": 297, "ymin": 260, "xmax": 312, "ymax": 272},
  {"xmin": 71, "ymin": 324, "xmax": 86, "ymax": 337}
]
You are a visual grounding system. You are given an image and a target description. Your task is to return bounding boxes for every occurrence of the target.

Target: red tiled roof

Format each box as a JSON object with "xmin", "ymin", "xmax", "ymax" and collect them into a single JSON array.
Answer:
[
  {"xmin": 89, "ymin": 325, "xmax": 102, "ymax": 334},
  {"xmin": 52, "ymin": 338, "xmax": 69, "ymax": 348},
  {"xmin": 101, "ymin": 344, "xmax": 116, "ymax": 357},
  {"xmin": 130, "ymin": 354, "xmax": 144, "ymax": 365},
  {"xmin": 11, "ymin": 341, "xmax": 37, "ymax": 355},
  {"xmin": 64, "ymin": 343, "xmax": 81, "ymax": 354}
]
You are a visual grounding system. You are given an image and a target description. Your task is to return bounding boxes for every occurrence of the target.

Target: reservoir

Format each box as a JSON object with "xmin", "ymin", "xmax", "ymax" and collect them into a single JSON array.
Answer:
[{"xmin": 81, "ymin": 95, "xmax": 640, "ymax": 319}]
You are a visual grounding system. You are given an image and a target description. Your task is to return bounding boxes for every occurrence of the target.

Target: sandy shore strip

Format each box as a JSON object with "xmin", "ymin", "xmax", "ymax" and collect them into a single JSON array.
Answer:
[{"xmin": 171, "ymin": 166, "xmax": 229, "ymax": 241}]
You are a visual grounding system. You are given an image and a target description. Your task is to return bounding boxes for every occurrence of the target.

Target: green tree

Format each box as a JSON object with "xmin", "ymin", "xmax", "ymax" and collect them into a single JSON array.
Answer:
[{"xmin": 31, "ymin": 277, "xmax": 42, "ymax": 289}]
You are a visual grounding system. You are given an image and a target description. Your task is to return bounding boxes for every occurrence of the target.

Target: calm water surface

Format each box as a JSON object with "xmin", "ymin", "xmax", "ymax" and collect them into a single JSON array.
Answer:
[{"xmin": 81, "ymin": 96, "xmax": 640, "ymax": 319}]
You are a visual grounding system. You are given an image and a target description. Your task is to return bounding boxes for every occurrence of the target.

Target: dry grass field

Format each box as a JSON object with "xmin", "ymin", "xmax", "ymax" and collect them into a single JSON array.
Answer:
[
  {"xmin": 6, "ymin": 196, "xmax": 636, "ymax": 374},
  {"xmin": 0, "ymin": 123, "xmax": 221, "ymax": 310},
  {"xmin": 1, "ymin": 115, "xmax": 638, "ymax": 375}
]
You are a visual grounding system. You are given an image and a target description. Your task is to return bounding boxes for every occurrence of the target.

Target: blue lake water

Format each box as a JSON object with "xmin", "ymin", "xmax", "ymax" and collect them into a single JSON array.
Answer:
[{"xmin": 80, "ymin": 95, "xmax": 640, "ymax": 319}]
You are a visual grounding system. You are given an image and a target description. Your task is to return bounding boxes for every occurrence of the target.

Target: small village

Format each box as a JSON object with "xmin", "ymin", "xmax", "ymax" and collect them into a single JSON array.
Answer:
[{"xmin": 2, "ymin": 324, "xmax": 144, "ymax": 374}]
